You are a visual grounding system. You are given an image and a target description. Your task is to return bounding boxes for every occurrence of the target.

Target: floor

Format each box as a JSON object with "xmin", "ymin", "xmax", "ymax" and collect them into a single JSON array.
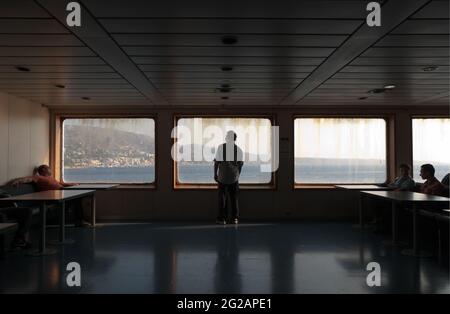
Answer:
[{"xmin": 0, "ymin": 222, "xmax": 449, "ymax": 294}]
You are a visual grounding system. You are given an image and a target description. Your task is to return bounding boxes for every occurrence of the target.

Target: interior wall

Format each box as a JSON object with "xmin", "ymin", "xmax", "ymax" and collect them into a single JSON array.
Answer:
[
  {"xmin": 51, "ymin": 105, "xmax": 449, "ymax": 222},
  {"xmin": 0, "ymin": 91, "xmax": 49, "ymax": 185}
]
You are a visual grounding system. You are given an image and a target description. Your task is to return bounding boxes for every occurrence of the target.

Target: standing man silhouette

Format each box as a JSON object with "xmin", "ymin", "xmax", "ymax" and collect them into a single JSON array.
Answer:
[{"xmin": 214, "ymin": 131, "xmax": 244, "ymax": 224}]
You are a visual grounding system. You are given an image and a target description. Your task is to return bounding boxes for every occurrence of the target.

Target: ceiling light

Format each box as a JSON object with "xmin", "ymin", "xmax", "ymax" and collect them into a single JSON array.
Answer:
[
  {"xmin": 15, "ymin": 66, "xmax": 30, "ymax": 72},
  {"xmin": 422, "ymin": 66, "xmax": 438, "ymax": 72},
  {"xmin": 367, "ymin": 88, "xmax": 385, "ymax": 94},
  {"xmin": 222, "ymin": 36, "xmax": 238, "ymax": 45},
  {"xmin": 221, "ymin": 66, "xmax": 233, "ymax": 72},
  {"xmin": 383, "ymin": 84, "xmax": 396, "ymax": 90}
]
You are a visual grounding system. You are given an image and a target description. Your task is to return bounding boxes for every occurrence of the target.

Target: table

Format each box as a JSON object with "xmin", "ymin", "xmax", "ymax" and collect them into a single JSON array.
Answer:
[
  {"xmin": 63, "ymin": 184, "xmax": 118, "ymax": 190},
  {"xmin": 335, "ymin": 185, "xmax": 394, "ymax": 227},
  {"xmin": 0, "ymin": 190, "xmax": 95, "ymax": 256},
  {"xmin": 360, "ymin": 191, "xmax": 450, "ymax": 255},
  {"xmin": 335, "ymin": 185, "xmax": 393, "ymax": 190}
]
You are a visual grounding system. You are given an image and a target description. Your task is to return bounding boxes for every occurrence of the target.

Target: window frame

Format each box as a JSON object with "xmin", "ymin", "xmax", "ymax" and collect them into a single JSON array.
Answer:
[
  {"xmin": 411, "ymin": 115, "xmax": 450, "ymax": 182},
  {"xmin": 293, "ymin": 115, "xmax": 390, "ymax": 187},
  {"xmin": 58, "ymin": 115, "xmax": 157, "ymax": 186},
  {"xmin": 172, "ymin": 114, "xmax": 277, "ymax": 190}
]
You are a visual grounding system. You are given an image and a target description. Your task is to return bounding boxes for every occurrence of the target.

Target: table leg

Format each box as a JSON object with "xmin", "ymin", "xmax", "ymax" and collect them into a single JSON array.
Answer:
[
  {"xmin": 60, "ymin": 201, "xmax": 65, "ymax": 242},
  {"xmin": 437, "ymin": 227, "xmax": 442, "ymax": 265},
  {"xmin": 0, "ymin": 234, "xmax": 4, "ymax": 259},
  {"xmin": 359, "ymin": 193, "xmax": 364, "ymax": 228},
  {"xmin": 412, "ymin": 205, "xmax": 419, "ymax": 255},
  {"xmin": 91, "ymin": 193, "xmax": 96, "ymax": 227},
  {"xmin": 28, "ymin": 203, "xmax": 57, "ymax": 256},
  {"xmin": 401, "ymin": 204, "xmax": 431, "ymax": 257},
  {"xmin": 48, "ymin": 201, "xmax": 75, "ymax": 245},
  {"xmin": 383, "ymin": 200, "xmax": 406, "ymax": 246},
  {"xmin": 392, "ymin": 201, "xmax": 398, "ymax": 245}
]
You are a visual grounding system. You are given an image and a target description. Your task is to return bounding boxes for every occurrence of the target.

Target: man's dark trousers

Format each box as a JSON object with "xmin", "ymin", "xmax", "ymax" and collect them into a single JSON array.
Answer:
[{"xmin": 217, "ymin": 182, "xmax": 239, "ymax": 221}]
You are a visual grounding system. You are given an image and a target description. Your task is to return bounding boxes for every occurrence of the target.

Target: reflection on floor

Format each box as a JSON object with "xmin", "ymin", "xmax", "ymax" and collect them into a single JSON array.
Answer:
[{"xmin": 0, "ymin": 222, "xmax": 449, "ymax": 293}]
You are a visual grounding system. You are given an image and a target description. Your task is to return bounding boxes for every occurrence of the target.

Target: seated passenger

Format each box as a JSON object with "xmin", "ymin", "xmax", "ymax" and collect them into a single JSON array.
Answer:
[
  {"xmin": 9, "ymin": 164, "xmax": 75, "ymax": 191},
  {"xmin": 419, "ymin": 164, "xmax": 446, "ymax": 197},
  {"xmin": 387, "ymin": 163, "xmax": 415, "ymax": 191}
]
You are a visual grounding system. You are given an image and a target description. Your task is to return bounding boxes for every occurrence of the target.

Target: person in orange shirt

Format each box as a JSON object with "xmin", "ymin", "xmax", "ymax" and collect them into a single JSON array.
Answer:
[
  {"xmin": 419, "ymin": 164, "xmax": 446, "ymax": 197},
  {"xmin": 10, "ymin": 165, "xmax": 76, "ymax": 191}
]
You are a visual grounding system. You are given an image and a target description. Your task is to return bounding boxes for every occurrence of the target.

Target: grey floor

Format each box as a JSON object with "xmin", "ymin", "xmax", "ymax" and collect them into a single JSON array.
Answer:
[{"xmin": 0, "ymin": 222, "xmax": 449, "ymax": 294}]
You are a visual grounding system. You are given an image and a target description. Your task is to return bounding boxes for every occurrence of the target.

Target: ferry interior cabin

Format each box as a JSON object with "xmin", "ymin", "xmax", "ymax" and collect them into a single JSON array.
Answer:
[{"xmin": 0, "ymin": 0, "xmax": 449, "ymax": 295}]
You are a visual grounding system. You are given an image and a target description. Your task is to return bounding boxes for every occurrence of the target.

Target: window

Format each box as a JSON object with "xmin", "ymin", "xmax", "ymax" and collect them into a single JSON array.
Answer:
[
  {"xmin": 174, "ymin": 117, "xmax": 274, "ymax": 186},
  {"xmin": 62, "ymin": 118, "xmax": 155, "ymax": 183},
  {"xmin": 294, "ymin": 118, "xmax": 387, "ymax": 184},
  {"xmin": 412, "ymin": 118, "xmax": 450, "ymax": 182}
]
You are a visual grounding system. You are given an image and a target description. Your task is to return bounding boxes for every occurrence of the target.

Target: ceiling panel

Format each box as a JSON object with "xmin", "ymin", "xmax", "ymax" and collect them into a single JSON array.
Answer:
[
  {"xmin": 0, "ymin": 57, "xmax": 106, "ymax": 65},
  {"xmin": 124, "ymin": 46, "xmax": 335, "ymax": 57},
  {"xmin": 333, "ymin": 72, "xmax": 450, "ymax": 79},
  {"xmin": 85, "ymin": 0, "xmax": 369, "ymax": 19},
  {"xmin": 101, "ymin": 19, "xmax": 360, "ymax": 34},
  {"xmin": 132, "ymin": 56, "xmax": 325, "ymax": 66},
  {"xmin": 325, "ymin": 78, "xmax": 449, "ymax": 85},
  {"xmin": 411, "ymin": 1, "xmax": 449, "ymax": 19},
  {"xmin": 361, "ymin": 47, "xmax": 450, "ymax": 57},
  {"xmin": 341, "ymin": 65, "xmax": 450, "ymax": 72},
  {"xmin": 145, "ymin": 72, "xmax": 309, "ymax": 79},
  {"xmin": 392, "ymin": 19, "xmax": 449, "ymax": 34},
  {"xmin": 0, "ymin": 78, "xmax": 129, "ymax": 85},
  {"xmin": 0, "ymin": 47, "xmax": 96, "ymax": 57},
  {"xmin": 113, "ymin": 34, "xmax": 346, "ymax": 47},
  {"xmin": 138, "ymin": 64, "xmax": 317, "ymax": 72},
  {"xmin": 375, "ymin": 35, "xmax": 449, "ymax": 47},
  {"xmin": 350, "ymin": 57, "xmax": 450, "ymax": 66},
  {"xmin": 0, "ymin": 73, "xmax": 122, "ymax": 79},
  {"xmin": 0, "ymin": 34, "xmax": 83, "ymax": 46},
  {"xmin": 0, "ymin": 0, "xmax": 50, "ymax": 18},
  {"xmin": 0, "ymin": 19, "xmax": 69, "ymax": 33},
  {"xmin": 0, "ymin": 65, "xmax": 116, "ymax": 73}
]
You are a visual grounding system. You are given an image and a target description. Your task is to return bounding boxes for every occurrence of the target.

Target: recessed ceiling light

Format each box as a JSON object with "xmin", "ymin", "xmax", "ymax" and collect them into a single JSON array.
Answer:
[
  {"xmin": 15, "ymin": 66, "xmax": 30, "ymax": 72},
  {"xmin": 383, "ymin": 84, "xmax": 396, "ymax": 90},
  {"xmin": 222, "ymin": 36, "xmax": 238, "ymax": 45},
  {"xmin": 54, "ymin": 84, "xmax": 66, "ymax": 89},
  {"xmin": 82, "ymin": 97, "xmax": 90, "ymax": 100},
  {"xmin": 221, "ymin": 66, "xmax": 233, "ymax": 72},
  {"xmin": 367, "ymin": 88, "xmax": 385, "ymax": 94},
  {"xmin": 422, "ymin": 66, "xmax": 438, "ymax": 72}
]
